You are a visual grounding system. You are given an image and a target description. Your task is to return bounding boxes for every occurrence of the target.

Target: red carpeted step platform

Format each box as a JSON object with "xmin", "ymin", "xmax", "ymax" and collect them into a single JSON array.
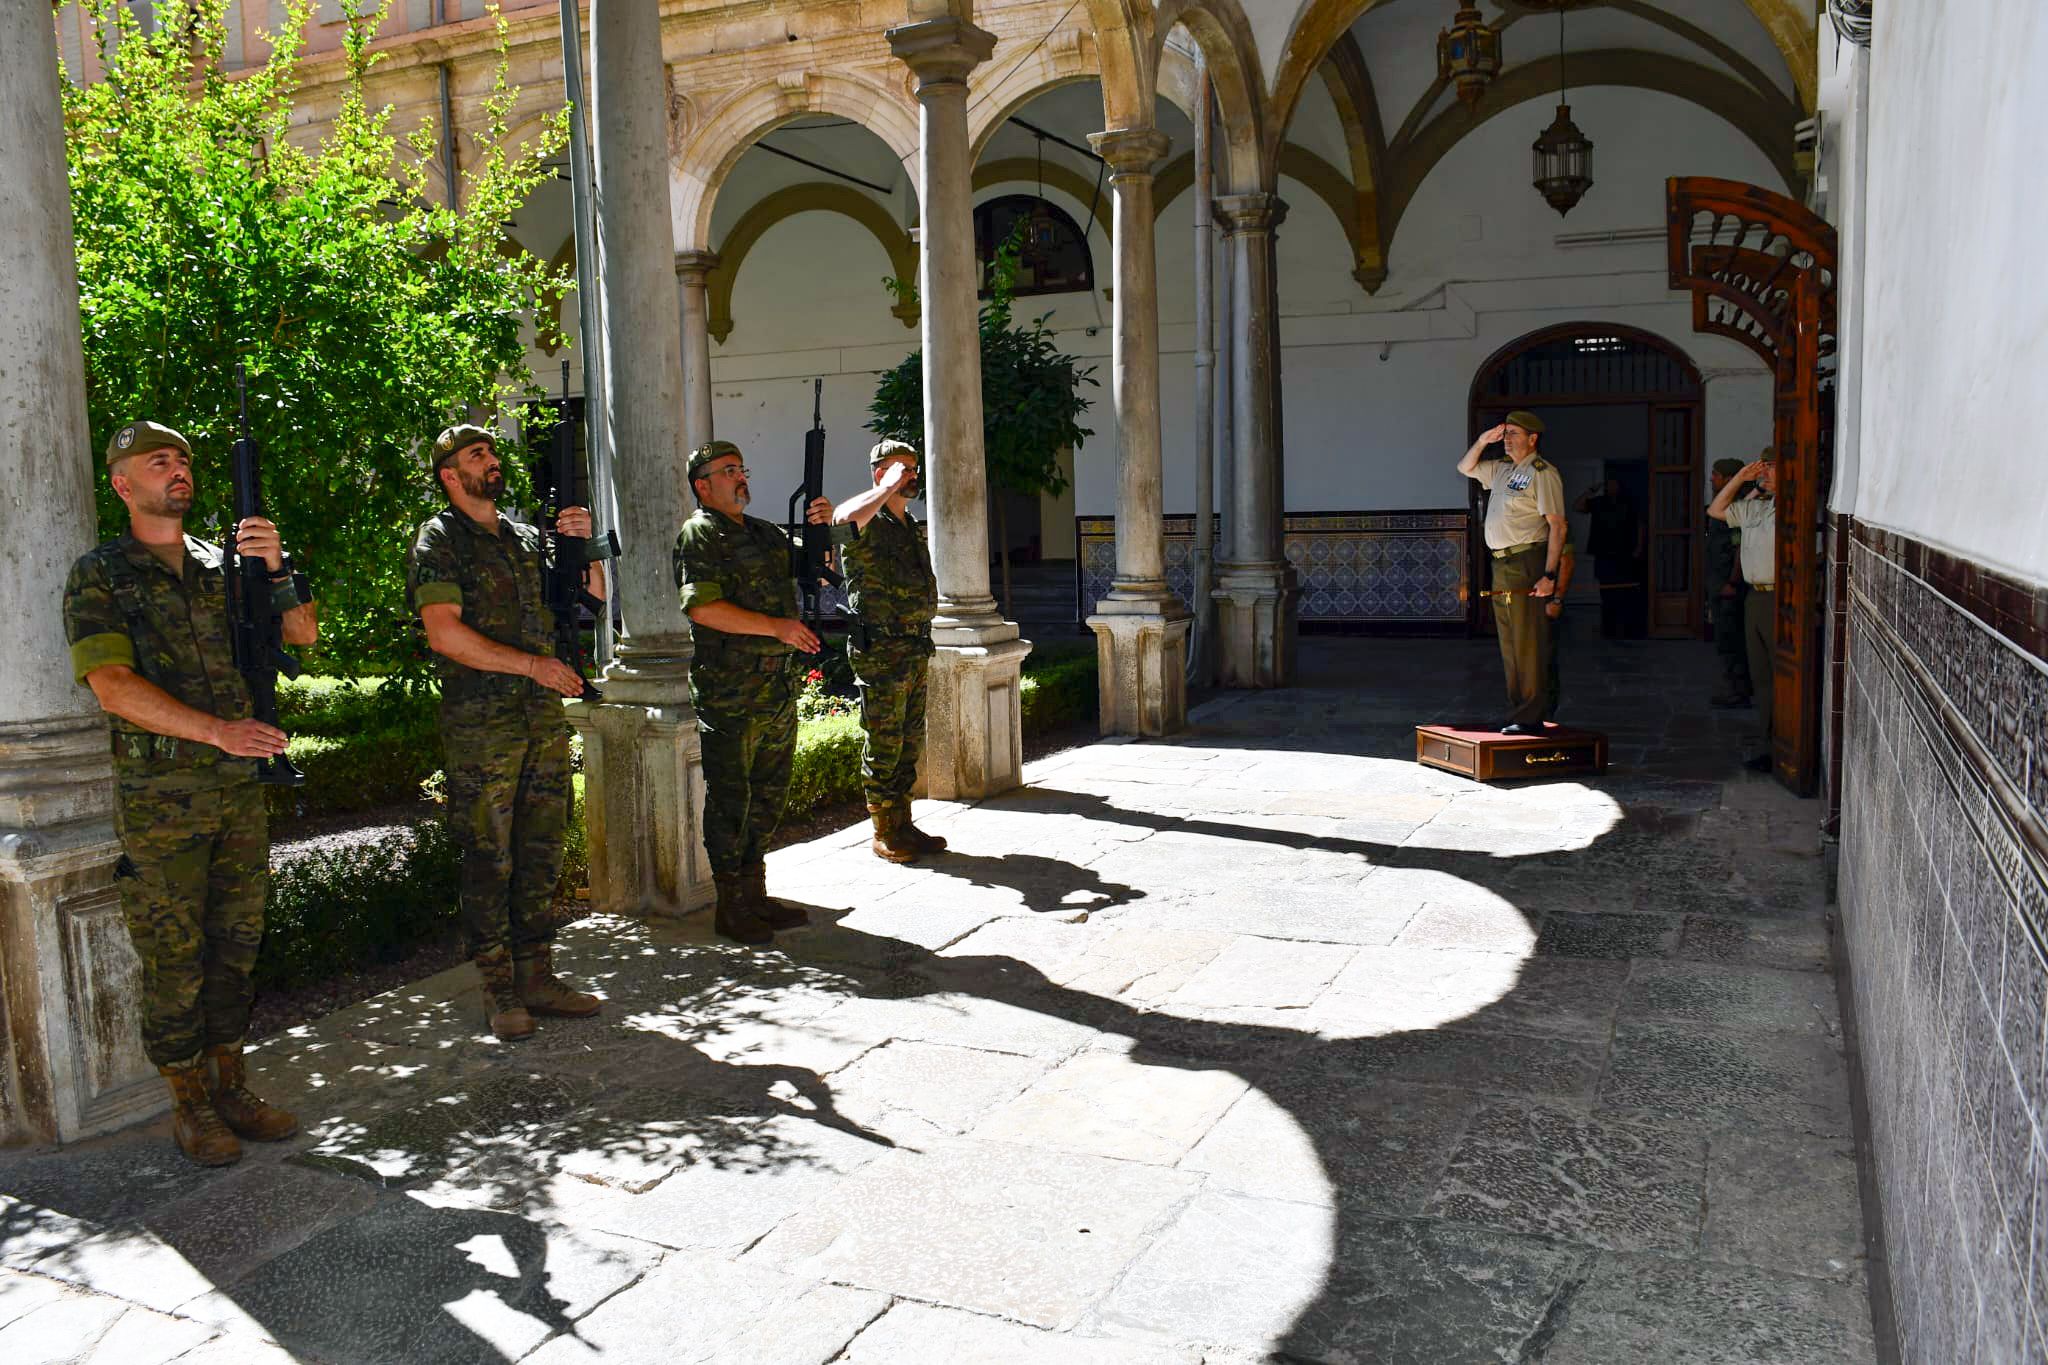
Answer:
[{"xmin": 1415, "ymin": 722, "xmax": 1608, "ymax": 782}]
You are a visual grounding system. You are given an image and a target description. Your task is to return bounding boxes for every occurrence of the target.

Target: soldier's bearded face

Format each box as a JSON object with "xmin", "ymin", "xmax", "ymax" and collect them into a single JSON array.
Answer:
[
  {"xmin": 459, "ymin": 466, "xmax": 505, "ymax": 500},
  {"xmin": 116, "ymin": 447, "xmax": 194, "ymax": 518}
]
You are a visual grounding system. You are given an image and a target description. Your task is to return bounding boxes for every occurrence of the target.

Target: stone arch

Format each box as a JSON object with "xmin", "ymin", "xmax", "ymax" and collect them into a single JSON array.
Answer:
[
  {"xmin": 1315, "ymin": 33, "xmax": 1388, "ymax": 293},
  {"xmin": 705, "ymin": 184, "xmax": 919, "ymax": 345},
  {"xmin": 1384, "ymin": 50, "xmax": 1798, "ymax": 247},
  {"xmin": 1150, "ymin": 0, "xmax": 1268, "ymax": 193},
  {"xmin": 671, "ymin": 73, "xmax": 920, "ymax": 252},
  {"xmin": 1268, "ymin": 0, "xmax": 1816, "ymax": 150}
]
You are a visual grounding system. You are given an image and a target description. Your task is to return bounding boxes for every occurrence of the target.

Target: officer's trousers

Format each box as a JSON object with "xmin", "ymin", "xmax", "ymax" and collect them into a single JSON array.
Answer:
[
  {"xmin": 693, "ymin": 665, "xmax": 798, "ymax": 878},
  {"xmin": 113, "ymin": 780, "xmax": 268, "ymax": 1066},
  {"xmin": 443, "ymin": 710, "xmax": 572, "ymax": 961},
  {"xmin": 851, "ymin": 635, "xmax": 930, "ymax": 809},
  {"xmin": 1745, "ymin": 588, "xmax": 1776, "ymax": 755},
  {"xmin": 1490, "ymin": 545, "xmax": 1552, "ymax": 728}
]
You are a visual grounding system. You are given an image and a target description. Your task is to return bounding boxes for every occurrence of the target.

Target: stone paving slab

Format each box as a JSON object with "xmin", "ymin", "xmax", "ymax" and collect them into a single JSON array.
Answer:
[{"xmin": 0, "ymin": 638, "xmax": 1878, "ymax": 1363}]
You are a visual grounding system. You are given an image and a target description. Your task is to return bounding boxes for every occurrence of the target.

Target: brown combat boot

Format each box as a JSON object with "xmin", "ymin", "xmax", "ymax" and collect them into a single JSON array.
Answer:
[
  {"xmin": 713, "ymin": 873, "xmax": 775, "ymax": 946},
  {"xmin": 898, "ymin": 807, "xmax": 948, "ymax": 857},
  {"xmin": 868, "ymin": 803, "xmax": 920, "ymax": 864},
  {"xmin": 476, "ymin": 947, "xmax": 535, "ymax": 1041},
  {"xmin": 159, "ymin": 1058, "xmax": 240, "ymax": 1167},
  {"xmin": 514, "ymin": 944, "xmax": 603, "ymax": 1018},
  {"xmin": 204, "ymin": 1041, "xmax": 298, "ymax": 1142},
  {"xmin": 740, "ymin": 863, "xmax": 809, "ymax": 930}
]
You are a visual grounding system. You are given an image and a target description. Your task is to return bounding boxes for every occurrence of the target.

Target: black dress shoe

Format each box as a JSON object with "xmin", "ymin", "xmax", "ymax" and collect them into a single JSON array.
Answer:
[
  {"xmin": 1743, "ymin": 753, "xmax": 1773, "ymax": 773},
  {"xmin": 1500, "ymin": 723, "xmax": 1534, "ymax": 736}
]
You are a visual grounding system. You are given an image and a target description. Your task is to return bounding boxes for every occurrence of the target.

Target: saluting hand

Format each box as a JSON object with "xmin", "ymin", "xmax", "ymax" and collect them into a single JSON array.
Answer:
[
  {"xmin": 557, "ymin": 506, "xmax": 595, "ymax": 538},
  {"xmin": 234, "ymin": 517, "xmax": 286, "ymax": 573},
  {"xmin": 529, "ymin": 655, "xmax": 586, "ymax": 697},
  {"xmin": 1480, "ymin": 423, "xmax": 1509, "ymax": 445},
  {"xmin": 214, "ymin": 717, "xmax": 290, "ymax": 759},
  {"xmin": 1736, "ymin": 459, "xmax": 1768, "ymax": 485},
  {"xmin": 773, "ymin": 618, "xmax": 822, "ymax": 653}
]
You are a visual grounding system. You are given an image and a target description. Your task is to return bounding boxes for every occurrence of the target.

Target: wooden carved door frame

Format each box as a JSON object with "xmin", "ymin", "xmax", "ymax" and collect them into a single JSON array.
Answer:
[
  {"xmin": 1466, "ymin": 322, "xmax": 1706, "ymax": 639},
  {"xmin": 1666, "ymin": 177, "xmax": 1838, "ymax": 796}
]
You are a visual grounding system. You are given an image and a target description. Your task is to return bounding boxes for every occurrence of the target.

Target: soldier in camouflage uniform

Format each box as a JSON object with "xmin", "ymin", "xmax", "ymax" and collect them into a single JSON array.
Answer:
[
  {"xmin": 63, "ymin": 420, "xmax": 317, "ymax": 1167},
  {"xmin": 410, "ymin": 424, "xmax": 606, "ymax": 1041},
  {"xmin": 829, "ymin": 439, "xmax": 946, "ymax": 863},
  {"xmin": 674, "ymin": 440, "xmax": 831, "ymax": 945}
]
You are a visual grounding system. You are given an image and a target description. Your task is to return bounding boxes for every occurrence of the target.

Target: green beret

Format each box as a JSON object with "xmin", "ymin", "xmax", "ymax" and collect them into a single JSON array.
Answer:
[
  {"xmin": 433, "ymin": 423, "xmax": 496, "ymax": 469},
  {"xmin": 1712, "ymin": 457, "xmax": 1745, "ymax": 478},
  {"xmin": 105, "ymin": 420, "xmax": 191, "ymax": 466},
  {"xmin": 688, "ymin": 440, "xmax": 743, "ymax": 482},
  {"xmin": 869, "ymin": 438, "xmax": 919, "ymax": 468},
  {"xmin": 1502, "ymin": 410, "xmax": 1545, "ymax": 435}
]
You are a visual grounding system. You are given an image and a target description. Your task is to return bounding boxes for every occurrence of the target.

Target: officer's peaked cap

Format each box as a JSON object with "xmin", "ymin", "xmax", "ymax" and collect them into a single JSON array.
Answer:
[{"xmin": 1502, "ymin": 410, "xmax": 1546, "ymax": 435}]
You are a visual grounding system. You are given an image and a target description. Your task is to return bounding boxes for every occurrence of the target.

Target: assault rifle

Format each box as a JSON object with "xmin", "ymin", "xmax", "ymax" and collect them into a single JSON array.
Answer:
[
  {"xmin": 533, "ymin": 361, "xmax": 618, "ymax": 701},
  {"xmin": 786, "ymin": 377, "xmax": 843, "ymax": 623},
  {"xmin": 224, "ymin": 362, "xmax": 306, "ymax": 786}
]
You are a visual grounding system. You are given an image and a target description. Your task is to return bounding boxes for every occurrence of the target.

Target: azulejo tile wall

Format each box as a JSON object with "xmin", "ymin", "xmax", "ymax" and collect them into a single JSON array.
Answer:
[
  {"xmin": 1840, "ymin": 526, "xmax": 2048, "ymax": 1362},
  {"xmin": 1077, "ymin": 511, "xmax": 1470, "ymax": 628}
]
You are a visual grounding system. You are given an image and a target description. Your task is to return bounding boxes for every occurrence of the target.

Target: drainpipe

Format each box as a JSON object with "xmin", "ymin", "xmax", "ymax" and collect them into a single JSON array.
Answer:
[
  {"xmin": 434, "ymin": 1, "xmax": 457, "ymax": 208},
  {"xmin": 1188, "ymin": 58, "xmax": 1214, "ymax": 689}
]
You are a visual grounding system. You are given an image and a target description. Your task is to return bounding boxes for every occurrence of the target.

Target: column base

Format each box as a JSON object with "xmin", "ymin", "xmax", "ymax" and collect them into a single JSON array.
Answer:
[
  {"xmin": 1087, "ymin": 593, "xmax": 1191, "ymax": 737},
  {"xmin": 1, "ymin": 716, "xmax": 147, "ymax": 1146},
  {"xmin": 1213, "ymin": 564, "xmax": 1299, "ymax": 689},
  {"xmin": 565, "ymin": 639, "xmax": 712, "ymax": 918},
  {"xmin": 924, "ymin": 622, "xmax": 1032, "ymax": 801}
]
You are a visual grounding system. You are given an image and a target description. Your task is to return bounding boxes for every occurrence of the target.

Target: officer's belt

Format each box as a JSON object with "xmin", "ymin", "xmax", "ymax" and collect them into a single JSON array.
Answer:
[
  {"xmin": 700, "ymin": 651, "xmax": 791, "ymax": 674},
  {"xmin": 1489, "ymin": 540, "xmax": 1546, "ymax": 559},
  {"xmin": 1750, "ymin": 582, "xmax": 1777, "ymax": 592}
]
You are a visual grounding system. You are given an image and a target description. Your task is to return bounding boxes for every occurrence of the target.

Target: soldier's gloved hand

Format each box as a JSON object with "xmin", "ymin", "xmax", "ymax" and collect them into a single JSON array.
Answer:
[
  {"xmin": 558, "ymin": 506, "xmax": 594, "ymax": 538},
  {"xmin": 805, "ymin": 497, "xmax": 833, "ymax": 525},
  {"xmin": 773, "ymin": 618, "xmax": 822, "ymax": 653},
  {"xmin": 214, "ymin": 717, "xmax": 290, "ymax": 758},
  {"xmin": 234, "ymin": 517, "xmax": 286, "ymax": 572},
  {"xmin": 529, "ymin": 656, "xmax": 587, "ymax": 697}
]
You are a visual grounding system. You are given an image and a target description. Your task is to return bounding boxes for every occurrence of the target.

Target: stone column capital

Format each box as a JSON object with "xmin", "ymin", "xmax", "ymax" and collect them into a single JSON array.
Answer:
[
  {"xmin": 1088, "ymin": 128, "xmax": 1172, "ymax": 179},
  {"xmin": 1214, "ymin": 192, "xmax": 1289, "ymax": 237},
  {"xmin": 885, "ymin": 16, "xmax": 995, "ymax": 92},
  {"xmin": 673, "ymin": 249, "xmax": 720, "ymax": 281}
]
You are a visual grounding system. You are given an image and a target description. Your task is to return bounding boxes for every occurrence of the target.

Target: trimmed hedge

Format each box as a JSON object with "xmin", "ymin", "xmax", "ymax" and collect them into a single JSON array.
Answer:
[
  {"xmin": 786, "ymin": 712, "xmax": 866, "ymax": 818},
  {"xmin": 1020, "ymin": 650, "xmax": 1098, "ymax": 738},
  {"xmin": 270, "ymin": 677, "xmax": 440, "ymax": 820},
  {"xmin": 258, "ymin": 820, "xmax": 460, "ymax": 991}
]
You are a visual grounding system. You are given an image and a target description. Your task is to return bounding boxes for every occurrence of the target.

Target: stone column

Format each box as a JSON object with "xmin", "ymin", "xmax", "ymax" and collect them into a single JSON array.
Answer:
[
  {"xmin": 1212, "ymin": 192, "xmax": 1297, "ymax": 688},
  {"xmin": 888, "ymin": 15, "xmax": 1030, "ymax": 797},
  {"xmin": 674, "ymin": 249, "xmax": 719, "ymax": 454},
  {"xmin": 0, "ymin": 4, "xmax": 148, "ymax": 1145},
  {"xmin": 566, "ymin": 0, "xmax": 711, "ymax": 917},
  {"xmin": 1086, "ymin": 127, "xmax": 1188, "ymax": 736}
]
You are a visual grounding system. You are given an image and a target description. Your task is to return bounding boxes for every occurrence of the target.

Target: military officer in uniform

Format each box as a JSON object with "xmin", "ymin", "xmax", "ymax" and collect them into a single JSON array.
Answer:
[
  {"xmin": 64, "ymin": 420, "xmax": 316, "ymax": 1166},
  {"xmin": 829, "ymin": 439, "xmax": 946, "ymax": 863},
  {"xmin": 410, "ymin": 424, "xmax": 605, "ymax": 1041},
  {"xmin": 1457, "ymin": 410, "xmax": 1567, "ymax": 733},
  {"xmin": 674, "ymin": 440, "xmax": 832, "ymax": 945},
  {"xmin": 1708, "ymin": 451, "xmax": 1779, "ymax": 773}
]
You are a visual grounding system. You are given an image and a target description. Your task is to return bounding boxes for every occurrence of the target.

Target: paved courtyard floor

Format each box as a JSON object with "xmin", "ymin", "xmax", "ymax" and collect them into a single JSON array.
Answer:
[{"xmin": 1, "ymin": 635, "xmax": 1877, "ymax": 1364}]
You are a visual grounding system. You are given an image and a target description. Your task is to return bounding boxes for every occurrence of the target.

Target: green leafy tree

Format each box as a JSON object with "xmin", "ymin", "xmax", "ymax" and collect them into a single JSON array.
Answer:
[
  {"xmin": 61, "ymin": 0, "xmax": 570, "ymax": 678},
  {"xmin": 870, "ymin": 228, "xmax": 1097, "ymax": 616}
]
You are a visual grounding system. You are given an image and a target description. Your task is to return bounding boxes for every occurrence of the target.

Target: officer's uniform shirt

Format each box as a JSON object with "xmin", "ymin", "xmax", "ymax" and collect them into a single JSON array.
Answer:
[
  {"xmin": 673, "ymin": 508, "xmax": 799, "ymax": 670},
  {"xmin": 1473, "ymin": 457, "xmax": 1565, "ymax": 550},
  {"xmin": 63, "ymin": 533, "xmax": 255, "ymax": 792},
  {"xmin": 1726, "ymin": 496, "xmax": 1777, "ymax": 586}
]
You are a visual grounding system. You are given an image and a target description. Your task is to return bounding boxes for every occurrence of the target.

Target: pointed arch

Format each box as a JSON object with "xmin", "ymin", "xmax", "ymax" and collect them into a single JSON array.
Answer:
[
  {"xmin": 671, "ymin": 73, "xmax": 920, "ymax": 252},
  {"xmin": 1149, "ymin": 0, "xmax": 1267, "ymax": 193},
  {"xmin": 1316, "ymin": 32, "xmax": 1387, "ymax": 293},
  {"xmin": 706, "ymin": 183, "xmax": 920, "ymax": 345}
]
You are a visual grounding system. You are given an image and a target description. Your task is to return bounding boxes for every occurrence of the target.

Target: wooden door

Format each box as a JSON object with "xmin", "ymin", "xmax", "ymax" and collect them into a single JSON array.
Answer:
[
  {"xmin": 1647, "ymin": 403, "xmax": 1700, "ymax": 637},
  {"xmin": 1771, "ymin": 274, "xmax": 1825, "ymax": 796}
]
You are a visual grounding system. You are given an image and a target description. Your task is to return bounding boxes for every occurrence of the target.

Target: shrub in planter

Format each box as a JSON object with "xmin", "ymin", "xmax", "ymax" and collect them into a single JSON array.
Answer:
[
  {"xmin": 1020, "ymin": 652, "xmax": 1099, "ymax": 737},
  {"xmin": 256, "ymin": 820, "xmax": 460, "ymax": 992},
  {"xmin": 786, "ymin": 712, "xmax": 866, "ymax": 820}
]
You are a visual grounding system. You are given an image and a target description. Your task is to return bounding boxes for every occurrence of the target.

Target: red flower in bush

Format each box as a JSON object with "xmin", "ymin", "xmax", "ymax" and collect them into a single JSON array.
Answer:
[{"xmin": 806, "ymin": 669, "xmax": 824, "ymax": 684}]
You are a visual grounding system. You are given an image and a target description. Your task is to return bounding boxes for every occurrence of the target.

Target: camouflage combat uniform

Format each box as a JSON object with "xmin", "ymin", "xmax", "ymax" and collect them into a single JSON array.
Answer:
[
  {"xmin": 673, "ymin": 507, "xmax": 800, "ymax": 879},
  {"xmin": 63, "ymin": 534, "xmax": 276, "ymax": 1069},
  {"xmin": 838, "ymin": 506, "xmax": 936, "ymax": 812},
  {"xmin": 409, "ymin": 508, "xmax": 572, "ymax": 981}
]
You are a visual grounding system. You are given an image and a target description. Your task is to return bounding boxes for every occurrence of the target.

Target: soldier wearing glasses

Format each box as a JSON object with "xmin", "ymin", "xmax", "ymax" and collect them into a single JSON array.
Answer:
[{"xmin": 674, "ymin": 441, "xmax": 831, "ymax": 945}]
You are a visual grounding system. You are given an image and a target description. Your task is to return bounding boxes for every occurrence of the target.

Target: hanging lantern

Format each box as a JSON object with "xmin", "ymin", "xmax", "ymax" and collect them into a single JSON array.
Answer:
[
  {"xmin": 1436, "ymin": 4, "xmax": 1501, "ymax": 109},
  {"xmin": 1531, "ymin": 9, "xmax": 1593, "ymax": 215}
]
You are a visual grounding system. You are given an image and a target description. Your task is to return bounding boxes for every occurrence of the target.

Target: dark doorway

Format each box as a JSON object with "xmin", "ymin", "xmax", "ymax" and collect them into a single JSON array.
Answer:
[{"xmin": 1468, "ymin": 324, "xmax": 1705, "ymax": 640}]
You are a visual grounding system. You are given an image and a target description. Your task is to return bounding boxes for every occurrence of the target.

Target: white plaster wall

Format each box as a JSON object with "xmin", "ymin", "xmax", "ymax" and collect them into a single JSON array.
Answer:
[{"xmin": 1854, "ymin": 0, "xmax": 2048, "ymax": 583}]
